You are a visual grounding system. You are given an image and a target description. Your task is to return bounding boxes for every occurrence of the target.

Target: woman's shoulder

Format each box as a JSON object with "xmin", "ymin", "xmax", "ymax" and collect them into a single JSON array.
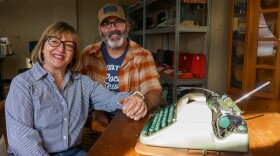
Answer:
[{"xmin": 9, "ymin": 69, "xmax": 36, "ymax": 91}]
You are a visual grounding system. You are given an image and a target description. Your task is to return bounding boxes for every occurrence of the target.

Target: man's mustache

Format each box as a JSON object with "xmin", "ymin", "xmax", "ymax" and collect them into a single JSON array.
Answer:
[{"xmin": 109, "ymin": 31, "xmax": 122, "ymax": 37}]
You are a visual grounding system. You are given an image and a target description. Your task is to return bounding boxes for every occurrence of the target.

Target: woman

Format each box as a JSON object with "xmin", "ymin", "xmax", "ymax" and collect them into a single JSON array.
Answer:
[{"xmin": 5, "ymin": 22, "xmax": 146, "ymax": 156}]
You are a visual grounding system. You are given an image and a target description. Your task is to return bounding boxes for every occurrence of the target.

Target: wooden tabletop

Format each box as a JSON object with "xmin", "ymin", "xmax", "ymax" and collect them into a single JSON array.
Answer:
[
  {"xmin": 242, "ymin": 111, "xmax": 280, "ymax": 156},
  {"xmin": 88, "ymin": 110, "xmax": 280, "ymax": 156},
  {"xmin": 88, "ymin": 110, "xmax": 145, "ymax": 156}
]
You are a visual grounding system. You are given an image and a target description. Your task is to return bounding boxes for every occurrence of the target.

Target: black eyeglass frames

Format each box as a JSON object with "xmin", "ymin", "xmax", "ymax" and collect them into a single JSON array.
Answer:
[
  {"xmin": 46, "ymin": 36, "xmax": 76, "ymax": 51},
  {"xmin": 100, "ymin": 20, "xmax": 125, "ymax": 29}
]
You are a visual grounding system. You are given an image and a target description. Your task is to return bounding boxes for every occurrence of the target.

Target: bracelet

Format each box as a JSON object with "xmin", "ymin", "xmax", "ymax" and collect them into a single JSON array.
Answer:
[{"xmin": 131, "ymin": 91, "xmax": 145, "ymax": 100}]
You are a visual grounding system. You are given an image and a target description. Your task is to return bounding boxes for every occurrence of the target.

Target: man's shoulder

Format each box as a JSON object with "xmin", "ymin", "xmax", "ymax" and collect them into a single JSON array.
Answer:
[
  {"xmin": 82, "ymin": 41, "xmax": 103, "ymax": 54},
  {"xmin": 128, "ymin": 39, "xmax": 151, "ymax": 55},
  {"xmin": 83, "ymin": 44, "xmax": 93, "ymax": 53}
]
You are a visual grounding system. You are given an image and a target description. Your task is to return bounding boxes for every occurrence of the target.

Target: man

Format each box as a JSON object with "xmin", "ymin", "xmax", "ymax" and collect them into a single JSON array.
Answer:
[{"xmin": 81, "ymin": 3, "xmax": 163, "ymax": 124}]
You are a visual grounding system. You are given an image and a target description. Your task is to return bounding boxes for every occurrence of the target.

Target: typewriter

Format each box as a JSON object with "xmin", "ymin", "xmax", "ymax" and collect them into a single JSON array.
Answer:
[{"xmin": 139, "ymin": 91, "xmax": 249, "ymax": 153}]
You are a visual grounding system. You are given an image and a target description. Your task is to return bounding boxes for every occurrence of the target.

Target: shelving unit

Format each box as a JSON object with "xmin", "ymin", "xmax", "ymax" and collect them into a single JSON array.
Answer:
[{"xmin": 127, "ymin": 0, "xmax": 211, "ymax": 102}]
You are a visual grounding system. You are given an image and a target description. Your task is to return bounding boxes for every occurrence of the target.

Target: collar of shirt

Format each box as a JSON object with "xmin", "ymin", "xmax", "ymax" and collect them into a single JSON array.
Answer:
[{"xmin": 31, "ymin": 62, "xmax": 81, "ymax": 82}]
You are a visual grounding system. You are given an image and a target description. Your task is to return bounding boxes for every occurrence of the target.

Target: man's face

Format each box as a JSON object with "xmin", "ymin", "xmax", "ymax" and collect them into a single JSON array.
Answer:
[{"xmin": 99, "ymin": 16, "xmax": 128, "ymax": 49}]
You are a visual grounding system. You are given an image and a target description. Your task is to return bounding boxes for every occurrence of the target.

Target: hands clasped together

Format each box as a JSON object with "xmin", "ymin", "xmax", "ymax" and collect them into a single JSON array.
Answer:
[{"xmin": 120, "ymin": 94, "xmax": 147, "ymax": 121}]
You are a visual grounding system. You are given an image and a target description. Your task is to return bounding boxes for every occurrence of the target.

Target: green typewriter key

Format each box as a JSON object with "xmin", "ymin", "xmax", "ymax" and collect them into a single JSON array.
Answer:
[
  {"xmin": 142, "ymin": 115, "xmax": 155, "ymax": 135},
  {"xmin": 149, "ymin": 112, "xmax": 159, "ymax": 133},
  {"xmin": 161, "ymin": 106, "xmax": 169, "ymax": 128},
  {"xmin": 155, "ymin": 109, "xmax": 164, "ymax": 131},
  {"xmin": 167, "ymin": 105, "xmax": 175, "ymax": 124}
]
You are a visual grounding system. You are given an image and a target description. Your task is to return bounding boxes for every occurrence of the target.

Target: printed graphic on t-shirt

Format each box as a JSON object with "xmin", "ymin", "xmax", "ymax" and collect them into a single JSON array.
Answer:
[
  {"xmin": 105, "ymin": 64, "xmax": 120, "ymax": 92},
  {"xmin": 101, "ymin": 42, "xmax": 128, "ymax": 92}
]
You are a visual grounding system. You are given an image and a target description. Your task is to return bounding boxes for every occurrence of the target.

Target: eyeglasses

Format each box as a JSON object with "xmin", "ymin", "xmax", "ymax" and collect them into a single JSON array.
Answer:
[
  {"xmin": 46, "ymin": 36, "xmax": 76, "ymax": 51},
  {"xmin": 100, "ymin": 20, "xmax": 125, "ymax": 29}
]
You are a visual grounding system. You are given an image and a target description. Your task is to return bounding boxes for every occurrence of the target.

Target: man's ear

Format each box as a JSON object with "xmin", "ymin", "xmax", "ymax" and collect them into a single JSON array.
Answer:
[{"xmin": 98, "ymin": 25, "xmax": 103, "ymax": 37}]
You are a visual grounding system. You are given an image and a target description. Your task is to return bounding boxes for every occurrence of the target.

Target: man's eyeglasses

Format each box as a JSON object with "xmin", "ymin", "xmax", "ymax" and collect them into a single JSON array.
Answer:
[
  {"xmin": 46, "ymin": 36, "xmax": 76, "ymax": 51},
  {"xmin": 100, "ymin": 20, "xmax": 125, "ymax": 29}
]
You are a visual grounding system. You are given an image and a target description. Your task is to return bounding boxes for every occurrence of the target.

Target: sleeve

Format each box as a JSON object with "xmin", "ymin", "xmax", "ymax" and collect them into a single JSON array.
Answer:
[
  {"xmin": 139, "ymin": 51, "xmax": 162, "ymax": 94},
  {"xmin": 88, "ymin": 78, "xmax": 130, "ymax": 112},
  {"xmin": 5, "ymin": 77, "xmax": 49, "ymax": 156}
]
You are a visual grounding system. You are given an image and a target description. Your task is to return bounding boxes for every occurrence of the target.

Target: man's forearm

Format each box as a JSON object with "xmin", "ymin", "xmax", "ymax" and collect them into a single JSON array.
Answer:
[{"xmin": 144, "ymin": 90, "xmax": 165, "ymax": 112}]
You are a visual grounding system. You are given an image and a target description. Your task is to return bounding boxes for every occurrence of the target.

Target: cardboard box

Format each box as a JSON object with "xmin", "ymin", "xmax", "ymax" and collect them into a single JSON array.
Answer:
[{"xmin": 180, "ymin": 20, "xmax": 195, "ymax": 27}]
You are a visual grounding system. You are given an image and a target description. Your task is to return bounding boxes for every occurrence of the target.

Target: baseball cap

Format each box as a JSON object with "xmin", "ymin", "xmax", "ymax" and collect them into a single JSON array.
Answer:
[{"xmin": 98, "ymin": 3, "xmax": 126, "ymax": 24}]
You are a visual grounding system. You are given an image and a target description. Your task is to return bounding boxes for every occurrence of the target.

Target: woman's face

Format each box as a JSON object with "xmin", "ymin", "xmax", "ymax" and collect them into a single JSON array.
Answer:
[{"xmin": 42, "ymin": 34, "xmax": 76, "ymax": 72}]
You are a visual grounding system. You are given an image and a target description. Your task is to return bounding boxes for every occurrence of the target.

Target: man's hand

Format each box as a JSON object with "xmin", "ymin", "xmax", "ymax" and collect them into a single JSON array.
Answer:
[{"xmin": 119, "ymin": 94, "xmax": 147, "ymax": 121}]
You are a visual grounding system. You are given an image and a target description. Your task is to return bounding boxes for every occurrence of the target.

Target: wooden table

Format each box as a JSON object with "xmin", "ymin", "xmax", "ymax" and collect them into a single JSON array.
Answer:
[
  {"xmin": 88, "ymin": 110, "xmax": 280, "ymax": 156},
  {"xmin": 243, "ymin": 111, "xmax": 280, "ymax": 156},
  {"xmin": 88, "ymin": 110, "xmax": 146, "ymax": 156}
]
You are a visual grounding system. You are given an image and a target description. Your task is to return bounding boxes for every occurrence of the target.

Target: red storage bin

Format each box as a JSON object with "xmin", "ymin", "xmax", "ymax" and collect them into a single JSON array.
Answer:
[{"xmin": 190, "ymin": 54, "xmax": 205, "ymax": 78}]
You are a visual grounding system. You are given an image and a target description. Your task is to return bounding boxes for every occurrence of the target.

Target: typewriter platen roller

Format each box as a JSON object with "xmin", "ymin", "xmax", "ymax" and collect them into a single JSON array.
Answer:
[{"xmin": 139, "ymin": 92, "xmax": 249, "ymax": 153}]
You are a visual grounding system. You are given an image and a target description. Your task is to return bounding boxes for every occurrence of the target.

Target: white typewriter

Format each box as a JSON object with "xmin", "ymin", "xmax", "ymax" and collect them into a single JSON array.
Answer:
[{"xmin": 139, "ymin": 92, "xmax": 249, "ymax": 153}]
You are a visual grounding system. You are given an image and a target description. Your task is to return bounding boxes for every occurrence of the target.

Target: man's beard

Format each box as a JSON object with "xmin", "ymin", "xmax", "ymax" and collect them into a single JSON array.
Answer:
[{"xmin": 101, "ymin": 30, "xmax": 128, "ymax": 49}]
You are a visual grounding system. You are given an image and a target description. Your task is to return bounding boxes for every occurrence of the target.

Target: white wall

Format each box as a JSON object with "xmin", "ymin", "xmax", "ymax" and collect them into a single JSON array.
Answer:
[
  {"xmin": 208, "ymin": 0, "xmax": 230, "ymax": 94},
  {"xmin": 0, "ymin": 0, "xmax": 77, "ymax": 79}
]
